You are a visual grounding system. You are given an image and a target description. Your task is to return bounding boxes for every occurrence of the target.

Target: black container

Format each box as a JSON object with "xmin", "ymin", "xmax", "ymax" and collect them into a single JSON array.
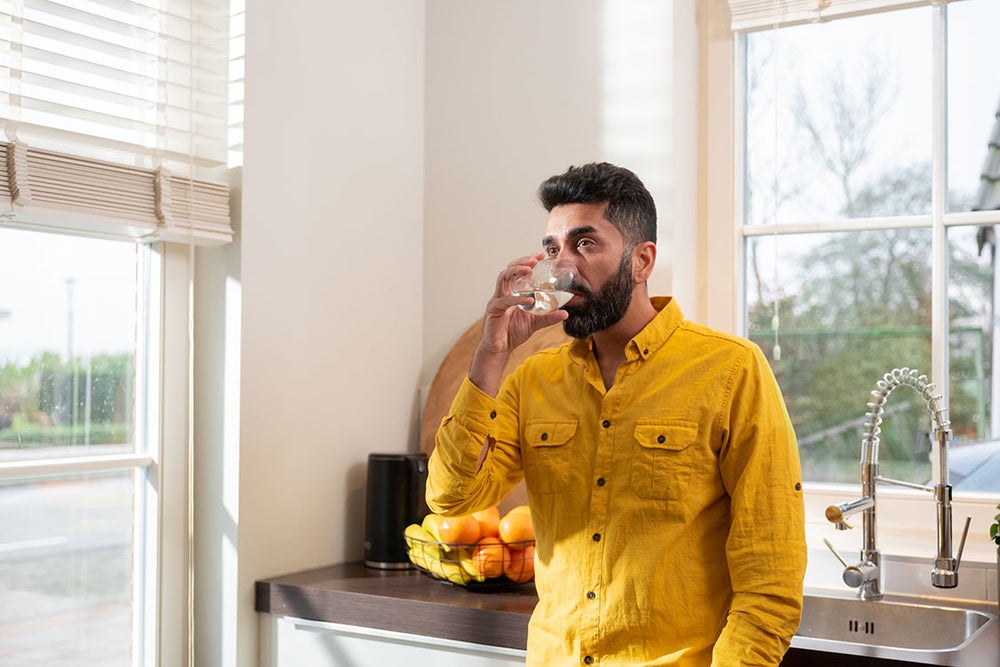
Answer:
[{"xmin": 364, "ymin": 452, "xmax": 429, "ymax": 569}]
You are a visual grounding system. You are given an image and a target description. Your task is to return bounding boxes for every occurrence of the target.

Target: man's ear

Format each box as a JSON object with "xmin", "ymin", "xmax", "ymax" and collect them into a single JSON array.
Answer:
[{"xmin": 632, "ymin": 241, "xmax": 656, "ymax": 283}]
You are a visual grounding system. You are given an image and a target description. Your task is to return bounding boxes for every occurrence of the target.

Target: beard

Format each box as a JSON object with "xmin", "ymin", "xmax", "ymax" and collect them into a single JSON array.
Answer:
[{"xmin": 562, "ymin": 254, "xmax": 634, "ymax": 339}]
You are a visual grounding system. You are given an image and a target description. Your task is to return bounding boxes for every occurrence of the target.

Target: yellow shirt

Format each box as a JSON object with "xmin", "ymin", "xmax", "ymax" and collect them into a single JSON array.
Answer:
[{"xmin": 427, "ymin": 297, "xmax": 807, "ymax": 666}]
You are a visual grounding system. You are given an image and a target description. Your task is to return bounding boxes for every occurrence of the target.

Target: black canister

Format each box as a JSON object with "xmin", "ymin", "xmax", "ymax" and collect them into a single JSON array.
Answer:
[{"xmin": 364, "ymin": 452, "xmax": 429, "ymax": 569}]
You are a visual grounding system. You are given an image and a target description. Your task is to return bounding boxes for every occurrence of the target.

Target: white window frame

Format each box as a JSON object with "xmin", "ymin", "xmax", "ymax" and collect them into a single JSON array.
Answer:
[
  {"xmin": 702, "ymin": 0, "xmax": 1000, "ymax": 564},
  {"xmin": 0, "ymin": 237, "xmax": 193, "ymax": 665}
]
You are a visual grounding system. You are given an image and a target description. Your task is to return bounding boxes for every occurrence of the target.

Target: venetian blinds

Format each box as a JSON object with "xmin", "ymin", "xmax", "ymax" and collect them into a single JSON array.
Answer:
[
  {"xmin": 0, "ymin": 0, "xmax": 233, "ymax": 244},
  {"xmin": 727, "ymin": 0, "xmax": 957, "ymax": 32}
]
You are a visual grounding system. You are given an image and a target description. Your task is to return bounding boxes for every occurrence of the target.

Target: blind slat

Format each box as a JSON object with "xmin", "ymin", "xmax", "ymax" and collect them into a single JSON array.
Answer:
[
  {"xmin": 0, "ymin": 139, "xmax": 231, "ymax": 246},
  {"xmin": 0, "ymin": 0, "xmax": 234, "ymax": 243},
  {"xmin": 728, "ymin": 0, "xmax": 949, "ymax": 32},
  {"xmin": 0, "ymin": 0, "xmax": 231, "ymax": 175}
]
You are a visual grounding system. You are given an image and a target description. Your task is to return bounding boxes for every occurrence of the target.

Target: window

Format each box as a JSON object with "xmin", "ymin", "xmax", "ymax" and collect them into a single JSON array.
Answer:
[
  {"xmin": 0, "ymin": 227, "xmax": 149, "ymax": 664},
  {"xmin": 734, "ymin": 0, "xmax": 1000, "ymax": 492}
]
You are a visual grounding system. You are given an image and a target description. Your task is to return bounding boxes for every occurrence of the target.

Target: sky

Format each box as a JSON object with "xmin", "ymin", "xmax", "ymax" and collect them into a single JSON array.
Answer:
[
  {"xmin": 746, "ymin": 1, "xmax": 1000, "ymax": 224},
  {"xmin": 0, "ymin": 227, "xmax": 138, "ymax": 362}
]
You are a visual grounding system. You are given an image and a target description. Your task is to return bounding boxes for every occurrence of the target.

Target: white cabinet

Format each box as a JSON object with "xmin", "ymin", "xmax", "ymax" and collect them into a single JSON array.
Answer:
[{"xmin": 260, "ymin": 614, "xmax": 527, "ymax": 667}]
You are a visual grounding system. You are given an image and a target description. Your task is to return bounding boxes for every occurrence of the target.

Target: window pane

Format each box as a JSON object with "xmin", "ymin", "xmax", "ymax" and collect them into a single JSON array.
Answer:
[
  {"xmin": 745, "ymin": 7, "xmax": 932, "ymax": 224},
  {"xmin": 948, "ymin": 0, "xmax": 1000, "ymax": 213},
  {"xmin": 745, "ymin": 230, "xmax": 933, "ymax": 483},
  {"xmin": 0, "ymin": 228, "xmax": 137, "ymax": 458},
  {"xmin": 947, "ymin": 225, "xmax": 1000, "ymax": 491},
  {"xmin": 0, "ymin": 471, "xmax": 135, "ymax": 665}
]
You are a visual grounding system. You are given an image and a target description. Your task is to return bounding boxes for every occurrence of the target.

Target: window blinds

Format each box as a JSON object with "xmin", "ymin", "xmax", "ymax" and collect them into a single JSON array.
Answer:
[
  {"xmin": 0, "ymin": 0, "xmax": 232, "ymax": 244},
  {"xmin": 727, "ymin": 0, "xmax": 952, "ymax": 32}
]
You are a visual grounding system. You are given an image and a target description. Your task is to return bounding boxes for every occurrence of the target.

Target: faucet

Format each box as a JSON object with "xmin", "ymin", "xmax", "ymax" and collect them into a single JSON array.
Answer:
[{"xmin": 823, "ymin": 368, "xmax": 972, "ymax": 601}]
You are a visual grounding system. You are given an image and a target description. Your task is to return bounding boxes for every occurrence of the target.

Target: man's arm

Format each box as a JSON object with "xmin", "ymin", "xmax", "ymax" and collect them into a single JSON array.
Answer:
[
  {"xmin": 428, "ymin": 255, "xmax": 565, "ymax": 515},
  {"xmin": 713, "ymin": 345, "xmax": 808, "ymax": 666}
]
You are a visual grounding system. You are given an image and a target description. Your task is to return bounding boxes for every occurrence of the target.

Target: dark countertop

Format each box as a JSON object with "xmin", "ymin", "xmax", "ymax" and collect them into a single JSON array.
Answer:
[
  {"xmin": 255, "ymin": 561, "xmax": 536, "ymax": 650},
  {"xmin": 255, "ymin": 563, "xmax": 940, "ymax": 666}
]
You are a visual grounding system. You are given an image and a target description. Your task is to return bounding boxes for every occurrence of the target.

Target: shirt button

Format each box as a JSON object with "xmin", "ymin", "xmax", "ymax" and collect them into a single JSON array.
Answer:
[
  {"xmin": 584, "ymin": 656, "xmax": 594, "ymax": 665},
  {"xmin": 657, "ymin": 434, "xmax": 665, "ymax": 444},
  {"xmin": 489, "ymin": 410, "xmax": 497, "ymax": 419},
  {"xmin": 592, "ymin": 533, "xmax": 601, "ymax": 542},
  {"xmin": 601, "ymin": 420, "xmax": 611, "ymax": 428},
  {"xmin": 586, "ymin": 591, "xmax": 596, "ymax": 600},
  {"xmin": 541, "ymin": 432, "xmax": 548, "ymax": 441},
  {"xmin": 596, "ymin": 478, "xmax": 606, "ymax": 486}
]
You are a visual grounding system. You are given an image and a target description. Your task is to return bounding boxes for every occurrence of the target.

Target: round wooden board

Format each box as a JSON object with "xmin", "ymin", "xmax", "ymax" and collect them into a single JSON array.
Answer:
[{"xmin": 420, "ymin": 319, "xmax": 571, "ymax": 512}]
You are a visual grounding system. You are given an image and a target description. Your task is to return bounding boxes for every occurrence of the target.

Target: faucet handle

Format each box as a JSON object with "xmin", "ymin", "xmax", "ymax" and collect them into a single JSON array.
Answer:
[
  {"xmin": 954, "ymin": 514, "xmax": 972, "ymax": 573},
  {"xmin": 823, "ymin": 538, "xmax": 849, "ymax": 568},
  {"xmin": 843, "ymin": 562, "xmax": 879, "ymax": 588},
  {"xmin": 824, "ymin": 539, "xmax": 878, "ymax": 589}
]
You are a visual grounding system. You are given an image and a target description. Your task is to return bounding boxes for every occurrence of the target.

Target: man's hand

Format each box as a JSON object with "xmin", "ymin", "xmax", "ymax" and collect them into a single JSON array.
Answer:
[{"xmin": 469, "ymin": 254, "xmax": 568, "ymax": 396}]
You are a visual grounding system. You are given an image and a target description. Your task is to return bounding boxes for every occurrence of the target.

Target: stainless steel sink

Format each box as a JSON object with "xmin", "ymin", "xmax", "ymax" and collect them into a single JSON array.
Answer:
[{"xmin": 792, "ymin": 593, "xmax": 999, "ymax": 665}]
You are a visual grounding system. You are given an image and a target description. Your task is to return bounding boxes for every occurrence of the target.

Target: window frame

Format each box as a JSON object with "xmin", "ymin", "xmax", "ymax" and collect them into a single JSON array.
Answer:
[{"xmin": 703, "ymin": 0, "xmax": 1000, "ymax": 561}]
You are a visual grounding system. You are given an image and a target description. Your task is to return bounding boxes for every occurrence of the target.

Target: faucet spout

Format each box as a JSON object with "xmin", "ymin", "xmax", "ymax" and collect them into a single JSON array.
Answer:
[{"xmin": 825, "ymin": 496, "xmax": 874, "ymax": 524}]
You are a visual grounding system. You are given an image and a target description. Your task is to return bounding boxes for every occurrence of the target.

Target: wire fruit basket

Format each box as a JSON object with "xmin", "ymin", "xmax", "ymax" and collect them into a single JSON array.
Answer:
[{"xmin": 404, "ymin": 534, "xmax": 535, "ymax": 591}]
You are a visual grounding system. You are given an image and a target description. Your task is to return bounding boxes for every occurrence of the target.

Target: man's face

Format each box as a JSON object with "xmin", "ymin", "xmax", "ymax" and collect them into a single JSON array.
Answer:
[{"xmin": 542, "ymin": 203, "xmax": 634, "ymax": 339}]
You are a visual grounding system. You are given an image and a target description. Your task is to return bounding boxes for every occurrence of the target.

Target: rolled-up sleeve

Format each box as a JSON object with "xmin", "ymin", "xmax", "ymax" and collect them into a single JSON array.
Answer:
[{"xmin": 426, "ymin": 377, "xmax": 523, "ymax": 517}]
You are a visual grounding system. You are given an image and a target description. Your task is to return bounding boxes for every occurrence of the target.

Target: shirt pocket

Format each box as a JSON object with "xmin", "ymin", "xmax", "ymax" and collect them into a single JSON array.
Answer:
[
  {"xmin": 630, "ymin": 421, "xmax": 699, "ymax": 508},
  {"xmin": 523, "ymin": 420, "xmax": 577, "ymax": 494}
]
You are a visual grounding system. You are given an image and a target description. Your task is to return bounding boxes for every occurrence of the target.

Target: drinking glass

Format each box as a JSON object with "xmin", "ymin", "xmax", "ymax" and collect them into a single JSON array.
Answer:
[{"xmin": 511, "ymin": 258, "xmax": 575, "ymax": 315}]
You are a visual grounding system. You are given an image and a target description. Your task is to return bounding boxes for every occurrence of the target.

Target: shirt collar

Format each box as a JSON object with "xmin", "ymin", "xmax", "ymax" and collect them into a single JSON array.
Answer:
[{"xmin": 567, "ymin": 296, "xmax": 685, "ymax": 363}]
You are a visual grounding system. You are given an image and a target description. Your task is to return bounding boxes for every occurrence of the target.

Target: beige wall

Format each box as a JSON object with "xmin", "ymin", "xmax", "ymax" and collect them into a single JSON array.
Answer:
[
  {"xmin": 235, "ymin": 1, "xmax": 425, "ymax": 665},
  {"xmin": 423, "ymin": 0, "xmax": 699, "ymax": 383}
]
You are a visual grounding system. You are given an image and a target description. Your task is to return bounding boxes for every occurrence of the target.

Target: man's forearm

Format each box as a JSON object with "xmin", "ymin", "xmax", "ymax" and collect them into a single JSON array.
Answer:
[{"xmin": 468, "ymin": 345, "xmax": 511, "ymax": 397}]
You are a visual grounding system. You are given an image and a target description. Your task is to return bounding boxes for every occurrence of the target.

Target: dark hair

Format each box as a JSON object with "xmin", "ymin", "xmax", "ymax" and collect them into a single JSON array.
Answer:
[{"xmin": 537, "ymin": 162, "xmax": 657, "ymax": 247}]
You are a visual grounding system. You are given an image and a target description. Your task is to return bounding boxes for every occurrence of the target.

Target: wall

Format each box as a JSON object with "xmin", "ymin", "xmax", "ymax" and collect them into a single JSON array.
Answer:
[
  {"xmin": 233, "ymin": 1, "xmax": 425, "ymax": 665},
  {"xmin": 422, "ymin": 0, "xmax": 699, "ymax": 383}
]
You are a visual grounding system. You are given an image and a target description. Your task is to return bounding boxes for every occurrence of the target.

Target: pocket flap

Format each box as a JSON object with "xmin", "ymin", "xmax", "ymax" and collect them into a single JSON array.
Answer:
[
  {"xmin": 634, "ymin": 421, "xmax": 698, "ymax": 451},
  {"xmin": 525, "ymin": 421, "xmax": 578, "ymax": 447}
]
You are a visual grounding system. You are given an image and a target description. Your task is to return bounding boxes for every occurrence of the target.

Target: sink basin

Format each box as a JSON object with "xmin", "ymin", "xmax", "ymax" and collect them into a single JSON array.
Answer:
[
  {"xmin": 792, "ymin": 594, "xmax": 998, "ymax": 665},
  {"xmin": 798, "ymin": 594, "xmax": 989, "ymax": 649}
]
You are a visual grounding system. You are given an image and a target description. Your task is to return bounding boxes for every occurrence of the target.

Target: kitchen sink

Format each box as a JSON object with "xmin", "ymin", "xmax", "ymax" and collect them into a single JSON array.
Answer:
[{"xmin": 791, "ymin": 593, "xmax": 999, "ymax": 665}]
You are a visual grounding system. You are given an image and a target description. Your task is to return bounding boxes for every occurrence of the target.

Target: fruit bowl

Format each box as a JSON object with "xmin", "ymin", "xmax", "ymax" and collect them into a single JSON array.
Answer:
[
  {"xmin": 403, "ymin": 506, "xmax": 537, "ymax": 591},
  {"xmin": 403, "ymin": 534, "xmax": 536, "ymax": 591}
]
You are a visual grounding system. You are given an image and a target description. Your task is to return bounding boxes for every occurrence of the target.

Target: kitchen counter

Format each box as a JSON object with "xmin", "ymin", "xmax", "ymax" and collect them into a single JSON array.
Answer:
[
  {"xmin": 256, "ymin": 562, "xmax": 999, "ymax": 666},
  {"xmin": 255, "ymin": 562, "xmax": 537, "ymax": 651}
]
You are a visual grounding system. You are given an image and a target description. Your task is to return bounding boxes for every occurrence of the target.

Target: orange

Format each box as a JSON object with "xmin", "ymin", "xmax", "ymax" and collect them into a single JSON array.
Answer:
[
  {"xmin": 436, "ymin": 514, "xmax": 481, "ymax": 545},
  {"xmin": 471, "ymin": 506, "xmax": 501, "ymax": 538},
  {"xmin": 498, "ymin": 509, "xmax": 534, "ymax": 543},
  {"xmin": 505, "ymin": 543, "xmax": 535, "ymax": 583},
  {"xmin": 472, "ymin": 536, "xmax": 510, "ymax": 579},
  {"xmin": 506, "ymin": 504, "xmax": 531, "ymax": 516}
]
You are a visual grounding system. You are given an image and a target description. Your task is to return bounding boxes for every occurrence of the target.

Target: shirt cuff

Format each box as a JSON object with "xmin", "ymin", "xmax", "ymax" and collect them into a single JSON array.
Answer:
[{"xmin": 450, "ymin": 375, "xmax": 502, "ymax": 434}]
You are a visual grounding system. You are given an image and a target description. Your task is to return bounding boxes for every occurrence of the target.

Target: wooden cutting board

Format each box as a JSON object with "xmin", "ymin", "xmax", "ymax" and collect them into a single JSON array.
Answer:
[{"xmin": 420, "ymin": 319, "xmax": 570, "ymax": 511}]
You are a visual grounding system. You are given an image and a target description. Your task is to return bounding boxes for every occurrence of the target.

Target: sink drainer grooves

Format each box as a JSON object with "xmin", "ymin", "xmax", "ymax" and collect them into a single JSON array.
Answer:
[{"xmin": 847, "ymin": 619, "xmax": 876, "ymax": 635}]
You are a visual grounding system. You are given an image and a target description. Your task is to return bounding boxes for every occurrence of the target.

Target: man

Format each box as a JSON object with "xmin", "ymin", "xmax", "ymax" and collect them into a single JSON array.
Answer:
[{"xmin": 427, "ymin": 162, "xmax": 807, "ymax": 666}]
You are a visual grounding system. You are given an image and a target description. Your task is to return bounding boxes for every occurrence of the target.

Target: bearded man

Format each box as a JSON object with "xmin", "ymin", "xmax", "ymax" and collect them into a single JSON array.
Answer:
[{"xmin": 427, "ymin": 162, "xmax": 807, "ymax": 667}]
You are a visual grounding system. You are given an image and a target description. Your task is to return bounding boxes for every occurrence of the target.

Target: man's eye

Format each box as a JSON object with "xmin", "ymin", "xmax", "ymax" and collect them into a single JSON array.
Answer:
[
  {"xmin": 577, "ymin": 239, "xmax": 594, "ymax": 248},
  {"xmin": 545, "ymin": 246, "xmax": 559, "ymax": 256}
]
